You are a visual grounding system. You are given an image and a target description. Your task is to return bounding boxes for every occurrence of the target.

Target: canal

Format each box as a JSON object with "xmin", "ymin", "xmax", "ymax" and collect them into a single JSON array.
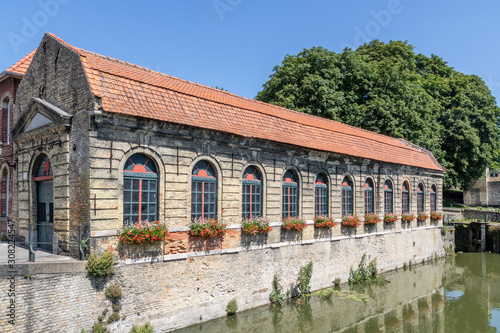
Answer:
[{"xmin": 174, "ymin": 253, "xmax": 500, "ymax": 332}]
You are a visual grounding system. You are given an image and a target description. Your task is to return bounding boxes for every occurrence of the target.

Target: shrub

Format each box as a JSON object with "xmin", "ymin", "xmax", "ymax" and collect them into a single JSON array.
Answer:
[
  {"xmin": 226, "ymin": 299, "xmax": 238, "ymax": 315},
  {"xmin": 104, "ymin": 284, "xmax": 122, "ymax": 301},
  {"xmin": 86, "ymin": 250, "xmax": 115, "ymax": 278},
  {"xmin": 92, "ymin": 322, "xmax": 109, "ymax": 333},
  {"xmin": 107, "ymin": 311, "xmax": 120, "ymax": 324},
  {"xmin": 130, "ymin": 323, "xmax": 154, "ymax": 333},
  {"xmin": 314, "ymin": 216, "xmax": 337, "ymax": 228},
  {"xmin": 364, "ymin": 213, "xmax": 380, "ymax": 225},
  {"xmin": 333, "ymin": 277, "xmax": 341, "ymax": 286},
  {"xmin": 401, "ymin": 214, "xmax": 415, "ymax": 223},
  {"xmin": 348, "ymin": 253, "xmax": 385, "ymax": 285},
  {"xmin": 112, "ymin": 304, "xmax": 122, "ymax": 312},
  {"xmin": 269, "ymin": 273, "xmax": 285, "ymax": 306},
  {"xmin": 341, "ymin": 215, "xmax": 361, "ymax": 227},
  {"xmin": 296, "ymin": 261, "xmax": 313, "ymax": 297},
  {"xmin": 314, "ymin": 287, "xmax": 335, "ymax": 300},
  {"xmin": 282, "ymin": 217, "xmax": 307, "ymax": 231},
  {"xmin": 241, "ymin": 217, "xmax": 272, "ymax": 235},
  {"xmin": 384, "ymin": 213, "xmax": 398, "ymax": 223},
  {"xmin": 417, "ymin": 213, "xmax": 428, "ymax": 222},
  {"xmin": 190, "ymin": 218, "xmax": 227, "ymax": 238},
  {"xmin": 119, "ymin": 221, "xmax": 169, "ymax": 244},
  {"xmin": 489, "ymin": 224, "xmax": 500, "ymax": 236}
]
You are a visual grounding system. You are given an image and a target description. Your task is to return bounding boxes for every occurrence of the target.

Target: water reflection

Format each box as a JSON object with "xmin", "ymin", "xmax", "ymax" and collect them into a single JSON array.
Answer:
[{"xmin": 173, "ymin": 253, "xmax": 500, "ymax": 333}]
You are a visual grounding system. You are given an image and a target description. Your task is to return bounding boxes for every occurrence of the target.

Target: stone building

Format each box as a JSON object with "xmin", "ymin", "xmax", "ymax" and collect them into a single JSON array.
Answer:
[
  {"xmin": 0, "ymin": 51, "xmax": 34, "ymax": 233},
  {"xmin": 464, "ymin": 167, "xmax": 500, "ymax": 207},
  {"xmin": 8, "ymin": 33, "xmax": 445, "ymax": 254}
]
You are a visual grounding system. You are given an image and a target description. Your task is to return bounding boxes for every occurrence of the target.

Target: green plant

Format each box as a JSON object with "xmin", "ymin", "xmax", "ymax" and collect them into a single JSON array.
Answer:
[
  {"xmin": 364, "ymin": 213, "xmax": 380, "ymax": 225},
  {"xmin": 92, "ymin": 322, "xmax": 109, "ymax": 333},
  {"xmin": 190, "ymin": 218, "xmax": 227, "ymax": 238},
  {"xmin": 282, "ymin": 217, "xmax": 307, "ymax": 231},
  {"xmin": 401, "ymin": 214, "xmax": 415, "ymax": 223},
  {"xmin": 349, "ymin": 253, "xmax": 386, "ymax": 285},
  {"xmin": 86, "ymin": 250, "xmax": 115, "ymax": 278},
  {"xmin": 107, "ymin": 311, "xmax": 120, "ymax": 324},
  {"xmin": 441, "ymin": 227, "xmax": 448, "ymax": 236},
  {"xmin": 0, "ymin": 233, "xmax": 8, "ymax": 242},
  {"xmin": 314, "ymin": 287, "xmax": 335, "ymax": 300},
  {"xmin": 112, "ymin": 304, "xmax": 122, "ymax": 312},
  {"xmin": 105, "ymin": 284, "xmax": 122, "ymax": 301},
  {"xmin": 241, "ymin": 217, "xmax": 272, "ymax": 235},
  {"xmin": 269, "ymin": 273, "xmax": 285, "ymax": 306},
  {"xmin": 384, "ymin": 214, "xmax": 398, "ymax": 223},
  {"xmin": 489, "ymin": 224, "xmax": 500, "ymax": 236},
  {"xmin": 314, "ymin": 216, "xmax": 337, "ymax": 228},
  {"xmin": 119, "ymin": 221, "xmax": 169, "ymax": 244},
  {"xmin": 417, "ymin": 213, "xmax": 428, "ymax": 222},
  {"xmin": 226, "ymin": 299, "xmax": 238, "ymax": 315},
  {"xmin": 296, "ymin": 261, "xmax": 313, "ymax": 297},
  {"xmin": 130, "ymin": 323, "xmax": 154, "ymax": 333},
  {"xmin": 341, "ymin": 215, "xmax": 361, "ymax": 227},
  {"xmin": 333, "ymin": 277, "xmax": 341, "ymax": 286},
  {"xmin": 97, "ymin": 315, "xmax": 104, "ymax": 322}
]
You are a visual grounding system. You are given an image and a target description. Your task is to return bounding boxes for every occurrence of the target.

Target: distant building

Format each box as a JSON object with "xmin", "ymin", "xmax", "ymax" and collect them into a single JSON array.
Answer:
[{"xmin": 464, "ymin": 167, "xmax": 500, "ymax": 207}]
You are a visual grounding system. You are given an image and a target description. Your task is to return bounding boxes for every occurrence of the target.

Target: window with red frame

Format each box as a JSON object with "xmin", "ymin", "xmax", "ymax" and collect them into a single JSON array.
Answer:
[
  {"xmin": 315, "ymin": 173, "xmax": 328, "ymax": 217},
  {"xmin": 192, "ymin": 160, "xmax": 217, "ymax": 220},
  {"xmin": 342, "ymin": 176, "xmax": 353, "ymax": 216},
  {"xmin": 384, "ymin": 180, "xmax": 393, "ymax": 214},
  {"xmin": 242, "ymin": 166, "xmax": 262, "ymax": 219},
  {"xmin": 364, "ymin": 178, "xmax": 374, "ymax": 214},
  {"xmin": 282, "ymin": 170, "xmax": 299, "ymax": 219},
  {"xmin": 402, "ymin": 181, "xmax": 410, "ymax": 214},
  {"xmin": 430, "ymin": 185, "xmax": 437, "ymax": 212},
  {"xmin": 417, "ymin": 183, "xmax": 424, "ymax": 213},
  {"xmin": 123, "ymin": 154, "xmax": 158, "ymax": 224}
]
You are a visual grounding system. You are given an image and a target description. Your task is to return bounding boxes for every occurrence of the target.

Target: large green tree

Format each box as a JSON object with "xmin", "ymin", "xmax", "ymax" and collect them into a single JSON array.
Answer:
[{"xmin": 256, "ymin": 41, "xmax": 500, "ymax": 190}]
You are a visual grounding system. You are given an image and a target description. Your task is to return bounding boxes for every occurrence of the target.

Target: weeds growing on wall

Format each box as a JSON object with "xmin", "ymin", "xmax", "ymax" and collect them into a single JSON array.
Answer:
[
  {"xmin": 130, "ymin": 323, "xmax": 154, "ymax": 333},
  {"xmin": 348, "ymin": 253, "xmax": 386, "ymax": 285},
  {"xmin": 296, "ymin": 261, "xmax": 313, "ymax": 298},
  {"xmin": 226, "ymin": 299, "xmax": 238, "ymax": 315},
  {"xmin": 269, "ymin": 272, "xmax": 285, "ymax": 306},
  {"xmin": 86, "ymin": 250, "xmax": 115, "ymax": 278}
]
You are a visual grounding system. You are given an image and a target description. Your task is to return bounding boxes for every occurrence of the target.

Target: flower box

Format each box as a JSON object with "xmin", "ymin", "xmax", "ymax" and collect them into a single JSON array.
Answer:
[
  {"xmin": 364, "ymin": 213, "xmax": 381, "ymax": 225},
  {"xmin": 401, "ymin": 214, "xmax": 415, "ymax": 223},
  {"xmin": 118, "ymin": 221, "xmax": 169, "ymax": 244},
  {"xmin": 384, "ymin": 213, "xmax": 398, "ymax": 223},
  {"xmin": 430, "ymin": 212, "xmax": 442, "ymax": 221},
  {"xmin": 314, "ymin": 216, "xmax": 337, "ymax": 228},
  {"xmin": 341, "ymin": 215, "xmax": 361, "ymax": 227},
  {"xmin": 190, "ymin": 218, "xmax": 227, "ymax": 238},
  {"xmin": 242, "ymin": 217, "xmax": 272, "ymax": 235},
  {"xmin": 282, "ymin": 217, "xmax": 307, "ymax": 231},
  {"xmin": 417, "ymin": 213, "xmax": 429, "ymax": 222}
]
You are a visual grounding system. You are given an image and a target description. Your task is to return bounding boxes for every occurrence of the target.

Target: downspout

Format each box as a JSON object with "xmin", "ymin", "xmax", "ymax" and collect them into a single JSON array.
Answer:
[
  {"xmin": 5, "ymin": 172, "xmax": 8, "ymax": 218},
  {"xmin": 6, "ymin": 101, "xmax": 10, "ymax": 144}
]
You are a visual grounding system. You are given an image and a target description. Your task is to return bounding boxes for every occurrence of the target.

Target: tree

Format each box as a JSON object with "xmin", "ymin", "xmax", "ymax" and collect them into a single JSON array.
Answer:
[{"xmin": 256, "ymin": 41, "xmax": 500, "ymax": 190}]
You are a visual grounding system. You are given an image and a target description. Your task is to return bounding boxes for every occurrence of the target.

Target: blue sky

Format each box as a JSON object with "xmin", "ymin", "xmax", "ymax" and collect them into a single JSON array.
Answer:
[{"xmin": 1, "ymin": 0, "xmax": 499, "ymax": 105}]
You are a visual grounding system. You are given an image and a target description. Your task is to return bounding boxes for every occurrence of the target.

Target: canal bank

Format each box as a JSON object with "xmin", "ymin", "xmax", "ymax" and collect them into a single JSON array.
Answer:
[{"xmin": 0, "ymin": 225, "xmax": 451, "ymax": 332}]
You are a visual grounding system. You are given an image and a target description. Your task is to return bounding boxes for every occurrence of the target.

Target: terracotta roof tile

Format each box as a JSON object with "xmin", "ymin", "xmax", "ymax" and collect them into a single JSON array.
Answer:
[
  {"xmin": 45, "ymin": 33, "xmax": 444, "ymax": 172},
  {"xmin": 5, "ymin": 50, "xmax": 35, "ymax": 76}
]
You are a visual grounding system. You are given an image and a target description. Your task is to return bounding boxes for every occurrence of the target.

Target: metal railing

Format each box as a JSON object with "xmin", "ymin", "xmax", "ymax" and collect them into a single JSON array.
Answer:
[{"xmin": 27, "ymin": 223, "xmax": 85, "ymax": 262}]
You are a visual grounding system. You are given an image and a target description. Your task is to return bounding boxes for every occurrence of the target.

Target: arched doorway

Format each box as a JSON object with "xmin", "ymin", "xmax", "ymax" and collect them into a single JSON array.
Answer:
[{"xmin": 34, "ymin": 155, "xmax": 53, "ymax": 251}]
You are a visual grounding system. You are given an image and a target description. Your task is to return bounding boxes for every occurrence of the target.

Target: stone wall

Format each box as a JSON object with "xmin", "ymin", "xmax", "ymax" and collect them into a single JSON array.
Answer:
[{"xmin": 0, "ymin": 226, "xmax": 448, "ymax": 333}]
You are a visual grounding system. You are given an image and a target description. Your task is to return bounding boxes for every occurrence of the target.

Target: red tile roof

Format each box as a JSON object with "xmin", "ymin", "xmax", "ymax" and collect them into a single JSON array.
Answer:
[
  {"xmin": 46, "ymin": 33, "xmax": 444, "ymax": 172},
  {"xmin": 6, "ymin": 50, "xmax": 36, "ymax": 75}
]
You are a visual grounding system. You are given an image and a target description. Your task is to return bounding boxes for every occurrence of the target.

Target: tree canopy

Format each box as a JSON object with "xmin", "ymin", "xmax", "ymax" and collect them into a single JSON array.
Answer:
[{"xmin": 256, "ymin": 41, "xmax": 500, "ymax": 190}]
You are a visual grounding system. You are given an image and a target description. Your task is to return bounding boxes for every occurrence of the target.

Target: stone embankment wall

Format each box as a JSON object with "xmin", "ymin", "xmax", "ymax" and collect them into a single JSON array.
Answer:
[{"xmin": 0, "ymin": 224, "xmax": 449, "ymax": 333}]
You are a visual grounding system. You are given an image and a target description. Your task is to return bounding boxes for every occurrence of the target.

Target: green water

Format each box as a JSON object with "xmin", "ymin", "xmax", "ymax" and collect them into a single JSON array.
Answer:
[{"xmin": 175, "ymin": 253, "xmax": 500, "ymax": 332}]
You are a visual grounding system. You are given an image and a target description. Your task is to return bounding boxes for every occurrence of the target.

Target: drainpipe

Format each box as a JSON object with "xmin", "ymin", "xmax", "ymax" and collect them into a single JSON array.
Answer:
[
  {"xmin": 6, "ymin": 101, "xmax": 9, "ymax": 144},
  {"xmin": 5, "ymin": 172, "xmax": 9, "ymax": 218}
]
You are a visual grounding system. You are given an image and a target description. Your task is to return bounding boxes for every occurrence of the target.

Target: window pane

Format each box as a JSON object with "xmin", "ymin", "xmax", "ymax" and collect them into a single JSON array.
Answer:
[
  {"xmin": 132, "ymin": 204, "xmax": 139, "ymax": 215},
  {"xmin": 124, "ymin": 191, "xmax": 131, "ymax": 202}
]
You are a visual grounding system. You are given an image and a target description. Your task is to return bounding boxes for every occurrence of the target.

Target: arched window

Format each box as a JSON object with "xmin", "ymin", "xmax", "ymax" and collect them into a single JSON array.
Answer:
[
  {"xmin": 282, "ymin": 169, "xmax": 299, "ymax": 219},
  {"xmin": 123, "ymin": 154, "xmax": 158, "ymax": 224},
  {"xmin": 242, "ymin": 166, "xmax": 262, "ymax": 219},
  {"xmin": 1, "ymin": 98, "xmax": 10, "ymax": 144},
  {"xmin": 364, "ymin": 179, "xmax": 374, "ymax": 214},
  {"xmin": 315, "ymin": 173, "xmax": 328, "ymax": 217},
  {"xmin": 342, "ymin": 176, "xmax": 353, "ymax": 216},
  {"xmin": 192, "ymin": 160, "xmax": 217, "ymax": 220},
  {"xmin": 430, "ymin": 185, "xmax": 437, "ymax": 212},
  {"xmin": 402, "ymin": 181, "xmax": 410, "ymax": 214},
  {"xmin": 417, "ymin": 183, "xmax": 424, "ymax": 213},
  {"xmin": 384, "ymin": 180, "xmax": 393, "ymax": 214}
]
